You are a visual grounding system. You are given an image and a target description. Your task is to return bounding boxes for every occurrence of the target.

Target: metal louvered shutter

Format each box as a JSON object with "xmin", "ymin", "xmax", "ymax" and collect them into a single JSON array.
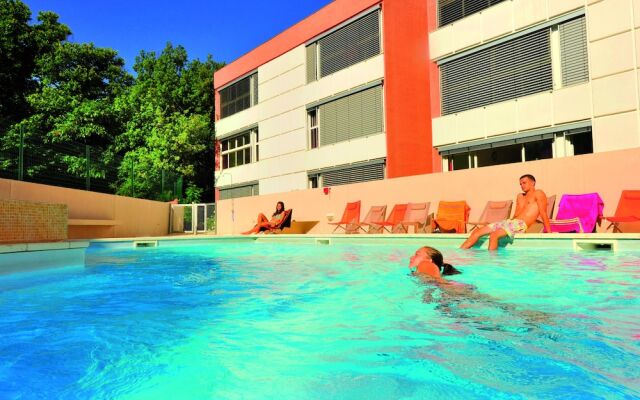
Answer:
[
  {"xmin": 252, "ymin": 73, "xmax": 259, "ymax": 105},
  {"xmin": 318, "ymin": 86, "xmax": 383, "ymax": 146},
  {"xmin": 306, "ymin": 43, "xmax": 317, "ymax": 83},
  {"xmin": 439, "ymin": 0, "xmax": 506, "ymax": 27},
  {"xmin": 441, "ymin": 29, "xmax": 552, "ymax": 115},
  {"xmin": 322, "ymin": 162, "xmax": 385, "ymax": 187},
  {"xmin": 560, "ymin": 17, "xmax": 588, "ymax": 87},
  {"xmin": 319, "ymin": 11, "xmax": 380, "ymax": 78},
  {"xmin": 219, "ymin": 184, "xmax": 257, "ymax": 200}
]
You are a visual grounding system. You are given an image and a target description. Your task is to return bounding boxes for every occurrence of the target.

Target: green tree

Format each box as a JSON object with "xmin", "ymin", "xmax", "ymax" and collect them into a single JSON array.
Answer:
[{"xmin": 116, "ymin": 43, "xmax": 223, "ymax": 201}]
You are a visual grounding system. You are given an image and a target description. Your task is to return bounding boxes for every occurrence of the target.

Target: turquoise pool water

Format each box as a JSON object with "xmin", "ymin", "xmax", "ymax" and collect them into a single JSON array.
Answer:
[{"xmin": 0, "ymin": 242, "xmax": 639, "ymax": 399}]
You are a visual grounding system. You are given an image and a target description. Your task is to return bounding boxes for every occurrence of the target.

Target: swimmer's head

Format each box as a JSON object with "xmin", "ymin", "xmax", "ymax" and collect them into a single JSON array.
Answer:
[{"xmin": 411, "ymin": 246, "xmax": 461, "ymax": 276}]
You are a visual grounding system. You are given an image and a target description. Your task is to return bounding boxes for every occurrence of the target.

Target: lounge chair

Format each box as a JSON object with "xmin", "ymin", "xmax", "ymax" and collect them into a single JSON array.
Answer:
[
  {"xmin": 467, "ymin": 200, "xmax": 513, "ymax": 232},
  {"xmin": 328, "ymin": 201, "xmax": 361, "ymax": 234},
  {"xmin": 547, "ymin": 193, "xmax": 604, "ymax": 233},
  {"xmin": 526, "ymin": 195, "xmax": 556, "ymax": 233},
  {"xmin": 604, "ymin": 190, "xmax": 640, "ymax": 233},
  {"xmin": 355, "ymin": 205, "xmax": 387, "ymax": 234},
  {"xmin": 372, "ymin": 203, "xmax": 408, "ymax": 233},
  {"xmin": 397, "ymin": 202, "xmax": 431, "ymax": 233},
  {"xmin": 261, "ymin": 209, "xmax": 293, "ymax": 233},
  {"xmin": 432, "ymin": 201, "xmax": 470, "ymax": 233}
]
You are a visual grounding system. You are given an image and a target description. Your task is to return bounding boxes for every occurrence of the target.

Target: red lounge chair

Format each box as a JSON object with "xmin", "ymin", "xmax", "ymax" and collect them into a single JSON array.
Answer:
[
  {"xmin": 467, "ymin": 200, "xmax": 513, "ymax": 232},
  {"xmin": 372, "ymin": 203, "xmax": 408, "ymax": 233},
  {"xmin": 355, "ymin": 205, "xmax": 387, "ymax": 234},
  {"xmin": 261, "ymin": 209, "xmax": 293, "ymax": 233},
  {"xmin": 432, "ymin": 201, "xmax": 470, "ymax": 233},
  {"xmin": 526, "ymin": 195, "xmax": 556, "ymax": 233},
  {"xmin": 398, "ymin": 202, "xmax": 431, "ymax": 233},
  {"xmin": 329, "ymin": 201, "xmax": 361, "ymax": 234},
  {"xmin": 548, "ymin": 193, "xmax": 604, "ymax": 233},
  {"xmin": 604, "ymin": 190, "xmax": 640, "ymax": 233}
]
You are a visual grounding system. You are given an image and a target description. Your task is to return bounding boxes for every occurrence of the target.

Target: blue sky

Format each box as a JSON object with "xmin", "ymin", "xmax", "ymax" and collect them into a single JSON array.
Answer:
[{"xmin": 23, "ymin": 0, "xmax": 334, "ymax": 69}]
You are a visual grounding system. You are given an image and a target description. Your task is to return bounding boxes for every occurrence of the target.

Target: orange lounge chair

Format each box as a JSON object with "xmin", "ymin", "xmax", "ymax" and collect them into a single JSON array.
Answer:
[
  {"xmin": 261, "ymin": 209, "xmax": 293, "ymax": 233},
  {"xmin": 467, "ymin": 200, "xmax": 513, "ymax": 232},
  {"xmin": 604, "ymin": 190, "xmax": 640, "ymax": 233},
  {"xmin": 355, "ymin": 205, "xmax": 387, "ymax": 234},
  {"xmin": 372, "ymin": 203, "xmax": 408, "ymax": 233},
  {"xmin": 329, "ymin": 201, "xmax": 361, "ymax": 234},
  {"xmin": 526, "ymin": 195, "xmax": 556, "ymax": 233},
  {"xmin": 432, "ymin": 201, "xmax": 470, "ymax": 233},
  {"xmin": 397, "ymin": 202, "xmax": 431, "ymax": 233}
]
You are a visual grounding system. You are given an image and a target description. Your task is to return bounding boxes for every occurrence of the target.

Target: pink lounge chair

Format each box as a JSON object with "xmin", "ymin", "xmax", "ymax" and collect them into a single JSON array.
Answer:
[
  {"xmin": 397, "ymin": 202, "xmax": 431, "ymax": 233},
  {"xmin": 356, "ymin": 205, "xmax": 387, "ymax": 234},
  {"xmin": 329, "ymin": 201, "xmax": 361, "ymax": 234},
  {"xmin": 547, "ymin": 193, "xmax": 604, "ymax": 233}
]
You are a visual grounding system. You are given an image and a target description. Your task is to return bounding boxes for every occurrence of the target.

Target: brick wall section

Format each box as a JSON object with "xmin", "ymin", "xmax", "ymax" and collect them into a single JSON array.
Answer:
[{"xmin": 0, "ymin": 200, "xmax": 67, "ymax": 243}]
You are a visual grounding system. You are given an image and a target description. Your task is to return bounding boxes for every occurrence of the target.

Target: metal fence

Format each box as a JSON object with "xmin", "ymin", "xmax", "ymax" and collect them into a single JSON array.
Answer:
[{"xmin": 0, "ymin": 129, "xmax": 183, "ymax": 201}]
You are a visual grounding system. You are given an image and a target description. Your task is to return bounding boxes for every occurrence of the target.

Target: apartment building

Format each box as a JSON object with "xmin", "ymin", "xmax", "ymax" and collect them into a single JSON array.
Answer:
[{"xmin": 214, "ymin": 0, "xmax": 640, "ymax": 200}]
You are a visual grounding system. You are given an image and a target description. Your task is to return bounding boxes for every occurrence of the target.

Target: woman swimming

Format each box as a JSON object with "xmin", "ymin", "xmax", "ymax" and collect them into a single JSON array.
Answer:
[{"xmin": 408, "ymin": 246, "xmax": 461, "ymax": 280}]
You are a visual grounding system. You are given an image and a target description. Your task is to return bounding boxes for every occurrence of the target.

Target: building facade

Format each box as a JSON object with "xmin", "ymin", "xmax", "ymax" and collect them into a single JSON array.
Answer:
[{"xmin": 214, "ymin": 0, "xmax": 640, "ymax": 200}]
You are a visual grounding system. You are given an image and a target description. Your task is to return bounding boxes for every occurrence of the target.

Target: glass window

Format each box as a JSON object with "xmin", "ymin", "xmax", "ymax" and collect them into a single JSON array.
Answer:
[
  {"xmin": 220, "ymin": 73, "xmax": 258, "ymax": 118},
  {"xmin": 569, "ymin": 131, "xmax": 593, "ymax": 155},
  {"xmin": 309, "ymin": 109, "xmax": 319, "ymax": 149},
  {"xmin": 220, "ymin": 129, "xmax": 258, "ymax": 170},
  {"xmin": 475, "ymin": 144, "xmax": 523, "ymax": 168},
  {"xmin": 524, "ymin": 140, "xmax": 553, "ymax": 161}
]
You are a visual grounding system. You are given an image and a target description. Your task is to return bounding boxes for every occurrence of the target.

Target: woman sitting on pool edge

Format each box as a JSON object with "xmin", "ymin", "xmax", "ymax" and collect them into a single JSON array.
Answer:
[
  {"xmin": 242, "ymin": 201, "xmax": 287, "ymax": 235},
  {"xmin": 408, "ymin": 246, "xmax": 461, "ymax": 280}
]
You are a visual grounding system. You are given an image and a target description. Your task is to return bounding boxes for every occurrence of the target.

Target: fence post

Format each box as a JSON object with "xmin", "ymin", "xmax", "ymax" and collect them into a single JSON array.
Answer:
[
  {"xmin": 130, "ymin": 158, "xmax": 135, "ymax": 198},
  {"xmin": 85, "ymin": 145, "xmax": 91, "ymax": 191},
  {"xmin": 18, "ymin": 125, "xmax": 24, "ymax": 180}
]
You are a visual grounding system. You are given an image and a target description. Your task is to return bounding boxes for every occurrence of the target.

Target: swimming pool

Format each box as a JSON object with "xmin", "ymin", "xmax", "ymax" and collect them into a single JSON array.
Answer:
[{"xmin": 1, "ymin": 241, "xmax": 639, "ymax": 399}]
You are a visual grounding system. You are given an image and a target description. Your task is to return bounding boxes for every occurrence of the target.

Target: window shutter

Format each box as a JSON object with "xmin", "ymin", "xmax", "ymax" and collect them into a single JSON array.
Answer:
[
  {"xmin": 441, "ymin": 28, "xmax": 552, "ymax": 115},
  {"xmin": 359, "ymin": 85, "xmax": 383, "ymax": 138},
  {"xmin": 560, "ymin": 16, "xmax": 588, "ymax": 87},
  {"xmin": 219, "ymin": 183, "xmax": 258, "ymax": 200},
  {"xmin": 439, "ymin": 0, "xmax": 506, "ymax": 27},
  {"xmin": 322, "ymin": 162, "xmax": 385, "ymax": 187},
  {"xmin": 319, "ymin": 101, "xmax": 338, "ymax": 146},
  {"xmin": 252, "ymin": 73, "xmax": 259, "ymax": 105},
  {"xmin": 306, "ymin": 43, "xmax": 317, "ymax": 83},
  {"xmin": 319, "ymin": 11, "xmax": 380, "ymax": 78}
]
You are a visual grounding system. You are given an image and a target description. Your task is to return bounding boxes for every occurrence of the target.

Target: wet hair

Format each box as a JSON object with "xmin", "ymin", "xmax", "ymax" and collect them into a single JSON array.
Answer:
[
  {"xmin": 420, "ymin": 246, "xmax": 461, "ymax": 276},
  {"xmin": 519, "ymin": 174, "xmax": 536, "ymax": 183},
  {"xmin": 273, "ymin": 201, "xmax": 285, "ymax": 217}
]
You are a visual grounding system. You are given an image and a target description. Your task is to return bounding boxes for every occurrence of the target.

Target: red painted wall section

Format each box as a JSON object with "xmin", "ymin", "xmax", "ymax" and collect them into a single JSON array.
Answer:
[
  {"xmin": 214, "ymin": 0, "xmax": 382, "ymax": 91},
  {"xmin": 383, "ymin": 0, "xmax": 433, "ymax": 178},
  {"xmin": 427, "ymin": 0, "xmax": 442, "ymax": 172}
]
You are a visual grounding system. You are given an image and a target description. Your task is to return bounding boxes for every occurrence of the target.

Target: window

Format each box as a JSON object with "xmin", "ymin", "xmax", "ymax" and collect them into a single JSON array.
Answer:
[
  {"xmin": 219, "ymin": 182, "xmax": 259, "ymax": 200},
  {"xmin": 438, "ymin": 0, "xmax": 506, "ymax": 27},
  {"xmin": 307, "ymin": 10, "xmax": 380, "ymax": 81},
  {"xmin": 308, "ymin": 159, "xmax": 385, "ymax": 187},
  {"xmin": 220, "ymin": 73, "xmax": 258, "ymax": 118},
  {"xmin": 440, "ymin": 16, "xmax": 588, "ymax": 115},
  {"xmin": 309, "ymin": 109, "xmax": 319, "ymax": 149},
  {"xmin": 307, "ymin": 84, "xmax": 383, "ymax": 149},
  {"xmin": 221, "ymin": 128, "xmax": 258, "ymax": 169},
  {"xmin": 442, "ymin": 126, "xmax": 592, "ymax": 170}
]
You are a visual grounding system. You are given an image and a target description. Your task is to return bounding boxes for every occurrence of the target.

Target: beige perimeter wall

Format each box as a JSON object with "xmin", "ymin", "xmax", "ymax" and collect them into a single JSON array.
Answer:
[
  {"xmin": 0, "ymin": 179, "xmax": 170, "ymax": 239},
  {"xmin": 216, "ymin": 148, "xmax": 640, "ymax": 235}
]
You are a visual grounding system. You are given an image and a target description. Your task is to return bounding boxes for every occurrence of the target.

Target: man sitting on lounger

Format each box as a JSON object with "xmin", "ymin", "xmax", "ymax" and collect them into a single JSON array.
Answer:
[{"xmin": 460, "ymin": 174, "xmax": 551, "ymax": 251}]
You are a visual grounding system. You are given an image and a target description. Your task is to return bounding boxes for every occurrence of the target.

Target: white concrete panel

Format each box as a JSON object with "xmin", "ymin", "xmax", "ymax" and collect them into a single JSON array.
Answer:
[
  {"xmin": 259, "ymin": 107, "xmax": 306, "ymax": 140},
  {"xmin": 455, "ymin": 13, "xmax": 483, "ymax": 51},
  {"xmin": 552, "ymin": 83, "xmax": 592, "ymax": 124},
  {"xmin": 589, "ymin": 31, "xmax": 635, "ymax": 79},
  {"xmin": 592, "ymin": 70, "xmax": 637, "ymax": 116},
  {"xmin": 514, "ymin": 0, "xmax": 547, "ymax": 30},
  {"xmin": 516, "ymin": 92, "xmax": 553, "ymax": 131},
  {"xmin": 593, "ymin": 111, "xmax": 640, "ymax": 151},
  {"xmin": 482, "ymin": 1, "xmax": 514, "ymax": 41},
  {"xmin": 259, "ymin": 45, "xmax": 306, "ymax": 83},
  {"xmin": 636, "ymin": 29, "xmax": 640, "ymax": 65},
  {"xmin": 588, "ymin": 0, "xmax": 633, "ymax": 42},
  {"xmin": 635, "ymin": 0, "xmax": 640, "ymax": 28},
  {"xmin": 432, "ymin": 114, "xmax": 457, "ymax": 146},
  {"xmin": 255, "ymin": 151, "xmax": 307, "ymax": 179},
  {"xmin": 429, "ymin": 25, "xmax": 455, "ymax": 60},
  {"xmin": 216, "ymin": 105, "xmax": 262, "ymax": 138},
  {"xmin": 455, "ymin": 108, "xmax": 486, "ymax": 142},
  {"xmin": 259, "ymin": 128, "xmax": 307, "ymax": 160},
  {"xmin": 485, "ymin": 100, "xmax": 518, "ymax": 136},
  {"xmin": 216, "ymin": 162, "xmax": 261, "ymax": 187},
  {"xmin": 259, "ymin": 172, "xmax": 308, "ymax": 195},
  {"xmin": 304, "ymin": 134, "xmax": 387, "ymax": 172},
  {"xmin": 548, "ymin": 0, "xmax": 584, "ymax": 18},
  {"xmin": 260, "ymin": 64, "xmax": 306, "ymax": 102},
  {"xmin": 308, "ymin": 55, "xmax": 385, "ymax": 104}
]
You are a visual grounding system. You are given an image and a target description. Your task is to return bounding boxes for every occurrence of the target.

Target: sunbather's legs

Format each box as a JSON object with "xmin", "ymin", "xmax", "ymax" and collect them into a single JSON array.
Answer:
[
  {"xmin": 242, "ymin": 213, "xmax": 271, "ymax": 234},
  {"xmin": 460, "ymin": 225, "xmax": 492, "ymax": 249},
  {"xmin": 488, "ymin": 228, "xmax": 507, "ymax": 251}
]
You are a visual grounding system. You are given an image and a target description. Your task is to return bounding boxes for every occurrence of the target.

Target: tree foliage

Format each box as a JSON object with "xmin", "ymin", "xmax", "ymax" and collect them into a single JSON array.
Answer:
[{"xmin": 0, "ymin": 0, "xmax": 224, "ymax": 202}]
